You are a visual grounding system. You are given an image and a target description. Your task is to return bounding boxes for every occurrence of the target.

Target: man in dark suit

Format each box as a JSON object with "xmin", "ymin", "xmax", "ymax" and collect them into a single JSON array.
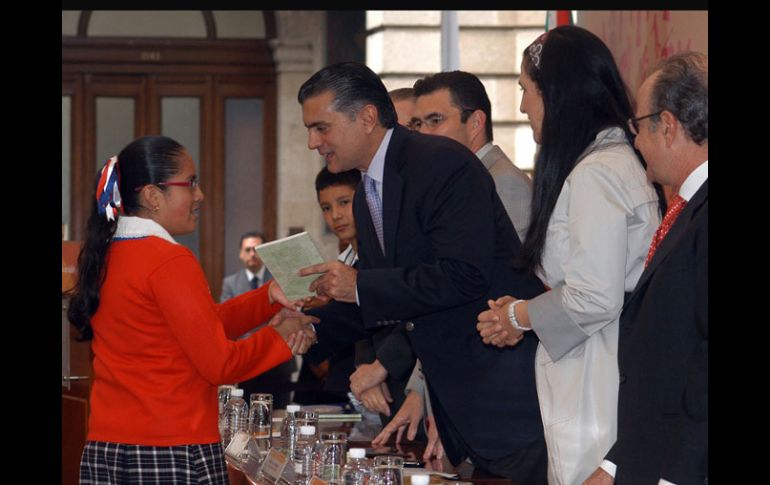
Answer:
[
  {"xmin": 297, "ymin": 62, "xmax": 547, "ymax": 482},
  {"xmin": 585, "ymin": 52, "xmax": 708, "ymax": 485},
  {"xmin": 220, "ymin": 231, "xmax": 296, "ymax": 408}
]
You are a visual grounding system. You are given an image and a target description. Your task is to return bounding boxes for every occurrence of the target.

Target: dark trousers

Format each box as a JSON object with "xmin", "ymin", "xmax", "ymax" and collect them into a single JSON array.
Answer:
[
  {"xmin": 430, "ymin": 388, "xmax": 548, "ymax": 485},
  {"xmin": 466, "ymin": 438, "xmax": 548, "ymax": 485}
]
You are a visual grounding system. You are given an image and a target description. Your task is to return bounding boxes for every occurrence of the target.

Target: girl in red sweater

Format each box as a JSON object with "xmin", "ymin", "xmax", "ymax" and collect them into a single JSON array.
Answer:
[{"xmin": 68, "ymin": 135, "xmax": 317, "ymax": 484}]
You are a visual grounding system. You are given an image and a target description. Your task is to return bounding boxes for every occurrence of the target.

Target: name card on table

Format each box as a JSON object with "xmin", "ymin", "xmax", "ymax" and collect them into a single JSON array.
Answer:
[
  {"xmin": 224, "ymin": 431, "xmax": 250, "ymax": 460},
  {"xmin": 259, "ymin": 448, "xmax": 290, "ymax": 483}
]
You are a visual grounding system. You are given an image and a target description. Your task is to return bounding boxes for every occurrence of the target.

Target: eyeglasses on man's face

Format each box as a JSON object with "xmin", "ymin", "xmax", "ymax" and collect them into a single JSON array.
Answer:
[
  {"xmin": 628, "ymin": 111, "xmax": 663, "ymax": 136},
  {"xmin": 408, "ymin": 109, "xmax": 474, "ymax": 131}
]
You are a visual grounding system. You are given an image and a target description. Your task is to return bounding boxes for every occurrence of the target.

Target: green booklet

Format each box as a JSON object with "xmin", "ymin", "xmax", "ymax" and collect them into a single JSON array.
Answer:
[{"xmin": 255, "ymin": 231, "xmax": 325, "ymax": 301}]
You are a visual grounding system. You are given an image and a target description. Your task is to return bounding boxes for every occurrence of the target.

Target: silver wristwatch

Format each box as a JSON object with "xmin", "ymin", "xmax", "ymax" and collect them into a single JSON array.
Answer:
[{"xmin": 507, "ymin": 299, "xmax": 531, "ymax": 331}]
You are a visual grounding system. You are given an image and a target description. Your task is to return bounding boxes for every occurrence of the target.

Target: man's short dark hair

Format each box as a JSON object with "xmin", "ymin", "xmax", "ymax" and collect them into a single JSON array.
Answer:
[
  {"xmin": 315, "ymin": 166, "xmax": 362, "ymax": 197},
  {"xmin": 413, "ymin": 71, "xmax": 493, "ymax": 142},
  {"xmin": 298, "ymin": 62, "xmax": 397, "ymax": 129},
  {"xmin": 239, "ymin": 231, "xmax": 265, "ymax": 248}
]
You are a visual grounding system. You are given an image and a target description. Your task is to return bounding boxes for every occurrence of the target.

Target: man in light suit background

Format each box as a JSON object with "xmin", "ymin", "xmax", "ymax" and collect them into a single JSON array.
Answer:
[
  {"xmin": 221, "ymin": 230, "xmax": 296, "ymax": 408},
  {"xmin": 411, "ymin": 70, "xmax": 532, "ymax": 242},
  {"xmin": 585, "ymin": 51, "xmax": 708, "ymax": 485},
  {"xmin": 298, "ymin": 62, "xmax": 547, "ymax": 483},
  {"xmin": 220, "ymin": 231, "xmax": 272, "ymax": 301}
]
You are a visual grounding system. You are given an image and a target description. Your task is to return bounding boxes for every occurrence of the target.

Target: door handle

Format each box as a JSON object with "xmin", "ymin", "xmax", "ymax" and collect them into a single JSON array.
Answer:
[{"xmin": 62, "ymin": 376, "xmax": 89, "ymax": 381}]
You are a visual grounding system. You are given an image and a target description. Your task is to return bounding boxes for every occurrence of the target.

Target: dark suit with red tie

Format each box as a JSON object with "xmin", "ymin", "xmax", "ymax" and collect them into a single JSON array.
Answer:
[{"xmin": 606, "ymin": 180, "xmax": 708, "ymax": 484}]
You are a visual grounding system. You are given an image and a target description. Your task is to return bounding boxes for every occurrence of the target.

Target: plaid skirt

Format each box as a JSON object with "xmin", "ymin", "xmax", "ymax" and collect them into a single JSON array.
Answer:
[{"xmin": 79, "ymin": 441, "xmax": 229, "ymax": 485}]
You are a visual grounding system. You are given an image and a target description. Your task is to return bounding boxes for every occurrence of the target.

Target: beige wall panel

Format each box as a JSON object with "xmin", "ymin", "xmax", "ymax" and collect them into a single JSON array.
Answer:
[
  {"xmin": 88, "ymin": 11, "xmax": 206, "ymax": 38},
  {"xmin": 514, "ymin": 29, "xmax": 547, "ymax": 74},
  {"xmin": 457, "ymin": 10, "xmax": 545, "ymax": 27},
  {"xmin": 507, "ymin": 10, "xmax": 547, "ymax": 27},
  {"xmin": 272, "ymin": 11, "xmax": 329, "ymax": 251},
  {"xmin": 62, "ymin": 11, "xmax": 80, "ymax": 36},
  {"xmin": 367, "ymin": 32, "xmax": 384, "ymax": 73},
  {"xmin": 513, "ymin": 124, "xmax": 537, "ymax": 171},
  {"xmin": 368, "ymin": 10, "xmax": 440, "ymax": 29},
  {"xmin": 377, "ymin": 30, "xmax": 441, "ymax": 73},
  {"xmin": 479, "ymin": 77, "xmax": 520, "ymax": 123},
  {"xmin": 212, "ymin": 11, "xmax": 265, "ymax": 38},
  {"xmin": 494, "ymin": 124, "xmax": 537, "ymax": 171},
  {"xmin": 459, "ymin": 29, "xmax": 518, "ymax": 73}
]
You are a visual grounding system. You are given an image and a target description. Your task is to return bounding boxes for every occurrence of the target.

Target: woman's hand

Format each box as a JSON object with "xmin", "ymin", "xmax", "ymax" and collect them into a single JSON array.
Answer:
[
  {"xmin": 268, "ymin": 280, "xmax": 304, "ymax": 310},
  {"xmin": 476, "ymin": 296, "xmax": 525, "ymax": 347}
]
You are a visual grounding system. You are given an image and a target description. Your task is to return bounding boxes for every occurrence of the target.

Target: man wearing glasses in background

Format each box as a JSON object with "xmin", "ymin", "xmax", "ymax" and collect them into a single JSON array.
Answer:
[{"xmin": 411, "ymin": 70, "xmax": 532, "ymax": 242}]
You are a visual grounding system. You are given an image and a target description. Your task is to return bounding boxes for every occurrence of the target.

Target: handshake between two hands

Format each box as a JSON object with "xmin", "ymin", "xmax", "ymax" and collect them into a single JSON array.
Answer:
[
  {"xmin": 264, "ymin": 261, "xmax": 360, "ymax": 355},
  {"xmin": 268, "ymin": 308, "xmax": 318, "ymax": 355},
  {"xmin": 266, "ymin": 280, "xmax": 319, "ymax": 355}
]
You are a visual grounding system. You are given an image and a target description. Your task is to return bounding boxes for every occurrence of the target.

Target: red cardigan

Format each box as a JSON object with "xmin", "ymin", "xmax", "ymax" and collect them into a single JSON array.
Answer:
[{"xmin": 87, "ymin": 236, "xmax": 292, "ymax": 446}]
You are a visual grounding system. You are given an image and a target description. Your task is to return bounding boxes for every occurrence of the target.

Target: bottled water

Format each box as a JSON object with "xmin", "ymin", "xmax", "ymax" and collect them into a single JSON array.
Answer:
[
  {"xmin": 222, "ymin": 388, "xmax": 248, "ymax": 448},
  {"xmin": 320, "ymin": 431, "xmax": 347, "ymax": 484},
  {"xmin": 217, "ymin": 385, "xmax": 235, "ymax": 443},
  {"xmin": 342, "ymin": 448, "xmax": 371, "ymax": 485},
  {"xmin": 310, "ymin": 430, "xmax": 326, "ymax": 477},
  {"xmin": 294, "ymin": 425, "xmax": 317, "ymax": 485},
  {"xmin": 277, "ymin": 404, "xmax": 301, "ymax": 458}
]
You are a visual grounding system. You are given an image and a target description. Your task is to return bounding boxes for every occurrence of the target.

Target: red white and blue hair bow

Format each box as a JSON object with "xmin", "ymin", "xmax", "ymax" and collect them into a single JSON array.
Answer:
[{"xmin": 95, "ymin": 156, "xmax": 122, "ymax": 221}]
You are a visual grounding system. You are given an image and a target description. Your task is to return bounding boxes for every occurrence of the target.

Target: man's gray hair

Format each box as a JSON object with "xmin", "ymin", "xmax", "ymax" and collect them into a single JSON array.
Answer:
[{"xmin": 650, "ymin": 52, "xmax": 708, "ymax": 145}]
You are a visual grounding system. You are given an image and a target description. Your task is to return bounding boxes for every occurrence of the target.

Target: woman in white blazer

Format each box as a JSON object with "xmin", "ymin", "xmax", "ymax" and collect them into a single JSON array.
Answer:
[{"xmin": 477, "ymin": 26, "xmax": 662, "ymax": 485}]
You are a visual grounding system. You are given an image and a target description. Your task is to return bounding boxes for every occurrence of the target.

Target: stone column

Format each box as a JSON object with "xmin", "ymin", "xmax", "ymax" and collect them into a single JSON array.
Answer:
[{"xmin": 270, "ymin": 11, "xmax": 340, "ymax": 260}]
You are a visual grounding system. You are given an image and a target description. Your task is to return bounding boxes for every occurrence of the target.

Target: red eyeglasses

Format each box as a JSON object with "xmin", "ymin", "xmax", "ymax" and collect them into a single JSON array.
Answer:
[{"xmin": 134, "ymin": 178, "xmax": 200, "ymax": 191}]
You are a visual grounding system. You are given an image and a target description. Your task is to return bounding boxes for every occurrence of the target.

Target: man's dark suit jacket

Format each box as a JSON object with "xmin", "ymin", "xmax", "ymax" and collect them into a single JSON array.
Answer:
[
  {"xmin": 310, "ymin": 125, "xmax": 545, "ymax": 465},
  {"xmin": 607, "ymin": 180, "xmax": 708, "ymax": 484}
]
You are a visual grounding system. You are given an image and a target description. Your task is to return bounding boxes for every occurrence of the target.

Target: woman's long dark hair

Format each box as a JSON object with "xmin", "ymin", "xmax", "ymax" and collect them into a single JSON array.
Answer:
[
  {"xmin": 518, "ymin": 25, "xmax": 665, "ymax": 273},
  {"xmin": 66, "ymin": 136, "xmax": 184, "ymax": 341}
]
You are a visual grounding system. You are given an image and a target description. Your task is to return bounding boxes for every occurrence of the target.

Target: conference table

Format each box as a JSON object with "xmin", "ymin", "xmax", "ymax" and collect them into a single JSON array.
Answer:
[{"xmin": 226, "ymin": 412, "xmax": 518, "ymax": 485}]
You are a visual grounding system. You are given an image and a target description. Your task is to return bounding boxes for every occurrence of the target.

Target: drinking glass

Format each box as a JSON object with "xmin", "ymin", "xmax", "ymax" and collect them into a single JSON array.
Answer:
[{"xmin": 371, "ymin": 455, "xmax": 404, "ymax": 485}]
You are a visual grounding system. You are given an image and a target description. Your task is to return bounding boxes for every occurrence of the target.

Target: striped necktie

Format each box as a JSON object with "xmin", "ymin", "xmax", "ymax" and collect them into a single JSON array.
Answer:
[{"xmin": 364, "ymin": 174, "xmax": 385, "ymax": 254}]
